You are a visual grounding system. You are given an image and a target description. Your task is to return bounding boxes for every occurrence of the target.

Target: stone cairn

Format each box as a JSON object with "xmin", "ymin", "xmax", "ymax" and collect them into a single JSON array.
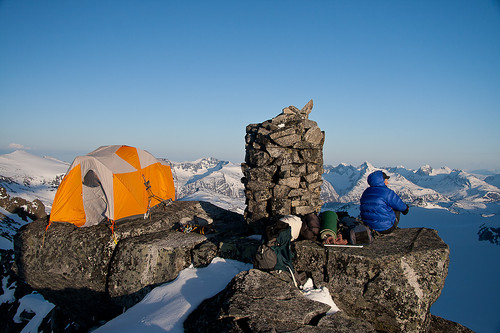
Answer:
[{"xmin": 241, "ymin": 100, "xmax": 324, "ymax": 228}]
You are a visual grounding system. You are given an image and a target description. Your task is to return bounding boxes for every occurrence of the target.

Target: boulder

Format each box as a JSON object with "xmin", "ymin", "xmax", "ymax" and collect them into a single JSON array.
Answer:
[
  {"xmin": 13, "ymin": 201, "xmax": 259, "ymax": 326},
  {"xmin": 184, "ymin": 269, "xmax": 375, "ymax": 333},
  {"xmin": 294, "ymin": 228, "xmax": 450, "ymax": 333}
]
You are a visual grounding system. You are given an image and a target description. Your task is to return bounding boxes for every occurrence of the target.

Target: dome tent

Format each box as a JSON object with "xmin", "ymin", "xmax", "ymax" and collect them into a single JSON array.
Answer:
[{"xmin": 49, "ymin": 145, "xmax": 175, "ymax": 227}]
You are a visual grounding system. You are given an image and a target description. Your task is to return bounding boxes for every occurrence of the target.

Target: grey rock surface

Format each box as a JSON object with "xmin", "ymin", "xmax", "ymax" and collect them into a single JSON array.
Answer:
[
  {"xmin": 294, "ymin": 228, "xmax": 450, "ymax": 333},
  {"xmin": 184, "ymin": 269, "xmax": 361, "ymax": 333},
  {"xmin": 13, "ymin": 200, "xmax": 258, "ymax": 325},
  {"xmin": 185, "ymin": 268, "xmax": 378, "ymax": 332},
  {"xmin": 13, "ymin": 199, "xmax": 471, "ymax": 332}
]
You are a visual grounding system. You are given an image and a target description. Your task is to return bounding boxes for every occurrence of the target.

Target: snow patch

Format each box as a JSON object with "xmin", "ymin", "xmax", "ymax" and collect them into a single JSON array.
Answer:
[
  {"xmin": 301, "ymin": 278, "xmax": 339, "ymax": 314},
  {"xmin": 0, "ymin": 276, "xmax": 16, "ymax": 304},
  {"xmin": 94, "ymin": 257, "xmax": 252, "ymax": 333},
  {"xmin": 13, "ymin": 293, "xmax": 55, "ymax": 333}
]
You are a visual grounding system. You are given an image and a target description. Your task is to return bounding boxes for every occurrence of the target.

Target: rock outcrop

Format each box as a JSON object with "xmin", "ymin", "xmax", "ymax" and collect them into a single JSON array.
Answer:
[
  {"xmin": 184, "ymin": 268, "xmax": 378, "ymax": 332},
  {"xmin": 0, "ymin": 186, "xmax": 46, "ymax": 222},
  {"xmin": 242, "ymin": 100, "xmax": 324, "ymax": 228},
  {"xmin": 13, "ymin": 201, "xmax": 260, "ymax": 326},
  {"xmin": 293, "ymin": 228, "xmax": 451, "ymax": 332},
  {"xmin": 14, "ymin": 201, "xmax": 473, "ymax": 332},
  {"xmin": 184, "ymin": 227, "xmax": 473, "ymax": 333}
]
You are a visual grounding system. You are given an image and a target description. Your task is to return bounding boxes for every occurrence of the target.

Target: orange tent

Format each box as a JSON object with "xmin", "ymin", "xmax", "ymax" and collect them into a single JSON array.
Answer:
[{"xmin": 49, "ymin": 145, "xmax": 175, "ymax": 227}]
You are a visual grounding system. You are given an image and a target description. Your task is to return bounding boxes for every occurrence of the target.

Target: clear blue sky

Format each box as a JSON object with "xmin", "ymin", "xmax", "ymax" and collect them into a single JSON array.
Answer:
[{"xmin": 1, "ymin": 0, "xmax": 499, "ymax": 170}]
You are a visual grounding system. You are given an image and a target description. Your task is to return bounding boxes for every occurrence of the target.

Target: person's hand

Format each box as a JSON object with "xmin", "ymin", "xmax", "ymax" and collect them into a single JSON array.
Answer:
[{"xmin": 402, "ymin": 205, "xmax": 409, "ymax": 215}]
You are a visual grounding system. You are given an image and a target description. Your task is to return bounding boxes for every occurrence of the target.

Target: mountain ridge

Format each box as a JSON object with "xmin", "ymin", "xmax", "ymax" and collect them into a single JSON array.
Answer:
[{"xmin": 1, "ymin": 150, "xmax": 499, "ymax": 216}]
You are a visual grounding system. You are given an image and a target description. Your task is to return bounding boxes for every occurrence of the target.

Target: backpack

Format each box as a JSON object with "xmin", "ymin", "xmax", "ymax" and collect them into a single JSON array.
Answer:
[
  {"xmin": 347, "ymin": 223, "xmax": 373, "ymax": 245},
  {"xmin": 253, "ymin": 220, "xmax": 295, "ymax": 272},
  {"xmin": 337, "ymin": 212, "xmax": 374, "ymax": 245}
]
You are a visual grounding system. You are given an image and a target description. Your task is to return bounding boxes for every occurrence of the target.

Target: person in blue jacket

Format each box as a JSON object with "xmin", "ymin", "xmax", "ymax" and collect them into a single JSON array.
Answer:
[{"xmin": 360, "ymin": 171, "xmax": 409, "ymax": 234}]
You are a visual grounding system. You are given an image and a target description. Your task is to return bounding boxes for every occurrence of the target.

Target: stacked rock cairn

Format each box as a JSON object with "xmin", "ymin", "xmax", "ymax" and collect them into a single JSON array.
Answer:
[{"xmin": 241, "ymin": 100, "xmax": 325, "ymax": 228}]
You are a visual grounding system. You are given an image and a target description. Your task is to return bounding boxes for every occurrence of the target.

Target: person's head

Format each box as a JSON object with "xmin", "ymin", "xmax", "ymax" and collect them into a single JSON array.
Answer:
[
  {"xmin": 383, "ymin": 172, "xmax": 390, "ymax": 186},
  {"xmin": 367, "ymin": 170, "xmax": 390, "ymax": 187}
]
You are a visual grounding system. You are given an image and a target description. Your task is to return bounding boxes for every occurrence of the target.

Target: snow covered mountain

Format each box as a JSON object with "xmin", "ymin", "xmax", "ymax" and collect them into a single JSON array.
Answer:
[
  {"xmin": 323, "ymin": 162, "xmax": 500, "ymax": 215},
  {"xmin": 386, "ymin": 164, "xmax": 500, "ymax": 213},
  {"xmin": 162, "ymin": 157, "xmax": 246, "ymax": 214},
  {"xmin": 1, "ymin": 150, "xmax": 499, "ymax": 218},
  {"xmin": 165, "ymin": 158, "xmax": 500, "ymax": 216},
  {"xmin": 0, "ymin": 150, "xmax": 68, "ymax": 211},
  {"xmin": 484, "ymin": 174, "xmax": 500, "ymax": 189}
]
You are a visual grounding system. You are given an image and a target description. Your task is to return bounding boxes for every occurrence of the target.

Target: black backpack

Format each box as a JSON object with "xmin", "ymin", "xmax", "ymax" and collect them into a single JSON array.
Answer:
[
  {"xmin": 337, "ymin": 212, "xmax": 373, "ymax": 245},
  {"xmin": 347, "ymin": 223, "xmax": 373, "ymax": 245},
  {"xmin": 253, "ymin": 220, "xmax": 295, "ymax": 271}
]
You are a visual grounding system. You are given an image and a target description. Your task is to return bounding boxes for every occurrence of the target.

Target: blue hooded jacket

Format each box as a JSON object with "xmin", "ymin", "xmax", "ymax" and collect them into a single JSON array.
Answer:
[{"xmin": 360, "ymin": 171, "xmax": 407, "ymax": 232}]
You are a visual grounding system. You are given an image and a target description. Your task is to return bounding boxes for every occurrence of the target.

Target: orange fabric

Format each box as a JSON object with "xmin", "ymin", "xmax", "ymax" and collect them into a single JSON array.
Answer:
[
  {"xmin": 113, "ymin": 171, "xmax": 147, "ymax": 220},
  {"xmin": 142, "ymin": 163, "xmax": 176, "ymax": 206},
  {"xmin": 49, "ymin": 165, "xmax": 86, "ymax": 227},
  {"xmin": 116, "ymin": 146, "xmax": 141, "ymax": 170}
]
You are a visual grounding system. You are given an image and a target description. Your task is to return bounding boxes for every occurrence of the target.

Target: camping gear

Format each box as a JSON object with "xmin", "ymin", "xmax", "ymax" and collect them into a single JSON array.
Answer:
[
  {"xmin": 177, "ymin": 223, "xmax": 214, "ymax": 235},
  {"xmin": 176, "ymin": 218, "xmax": 215, "ymax": 235},
  {"xmin": 332, "ymin": 233, "xmax": 349, "ymax": 245},
  {"xmin": 253, "ymin": 219, "xmax": 302, "ymax": 287},
  {"xmin": 253, "ymin": 243, "xmax": 278, "ymax": 271},
  {"xmin": 347, "ymin": 223, "xmax": 374, "ymax": 245},
  {"xmin": 279, "ymin": 215, "xmax": 302, "ymax": 241},
  {"xmin": 336, "ymin": 212, "xmax": 374, "ymax": 245},
  {"xmin": 319, "ymin": 211, "xmax": 338, "ymax": 241},
  {"xmin": 300, "ymin": 213, "xmax": 321, "ymax": 241},
  {"xmin": 254, "ymin": 220, "xmax": 294, "ymax": 271},
  {"xmin": 49, "ymin": 145, "xmax": 175, "ymax": 227}
]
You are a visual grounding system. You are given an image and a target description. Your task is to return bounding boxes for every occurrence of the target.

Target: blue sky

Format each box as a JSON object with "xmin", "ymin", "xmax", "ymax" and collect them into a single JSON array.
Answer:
[{"xmin": 1, "ymin": 0, "xmax": 499, "ymax": 171}]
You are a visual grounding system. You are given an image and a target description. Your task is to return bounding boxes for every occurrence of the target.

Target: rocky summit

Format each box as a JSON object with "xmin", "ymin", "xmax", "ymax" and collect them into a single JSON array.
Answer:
[
  {"xmin": 13, "ymin": 200, "xmax": 472, "ymax": 332},
  {"xmin": 184, "ymin": 226, "xmax": 472, "ymax": 333},
  {"xmin": 8, "ymin": 101, "xmax": 475, "ymax": 332},
  {"xmin": 13, "ymin": 200, "xmax": 260, "ymax": 327}
]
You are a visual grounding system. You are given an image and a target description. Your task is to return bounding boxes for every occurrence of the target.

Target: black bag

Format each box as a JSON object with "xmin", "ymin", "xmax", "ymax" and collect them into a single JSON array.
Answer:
[
  {"xmin": 347, "ymin": 223, "xmax": 373, "ymax": 245},
  {"xmin": 253, "ymin": 244, "xmax": 278, "ymax": 270},
  {"xmin": 337, "ymin": 212, "xmax": 374, "ymax": 245}
]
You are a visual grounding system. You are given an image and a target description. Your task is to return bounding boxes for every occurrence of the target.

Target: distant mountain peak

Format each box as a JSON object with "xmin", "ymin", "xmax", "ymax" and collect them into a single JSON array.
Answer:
[{"xmin": 1, "ymin": 152, "xmax": 499, "ymax": 217}]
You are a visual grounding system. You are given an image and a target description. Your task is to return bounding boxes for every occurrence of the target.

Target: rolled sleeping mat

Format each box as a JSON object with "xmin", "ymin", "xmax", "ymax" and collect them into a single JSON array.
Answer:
[{"xmin": 320, "ymin": 210, "xmax": 338, "ymax": 241}]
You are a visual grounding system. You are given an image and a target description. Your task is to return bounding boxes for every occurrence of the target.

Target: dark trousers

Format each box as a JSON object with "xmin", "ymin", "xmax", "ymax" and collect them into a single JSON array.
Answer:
[{"xmin": 378, "ymin": 210, "xmax": 401, "ymax": 235}]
